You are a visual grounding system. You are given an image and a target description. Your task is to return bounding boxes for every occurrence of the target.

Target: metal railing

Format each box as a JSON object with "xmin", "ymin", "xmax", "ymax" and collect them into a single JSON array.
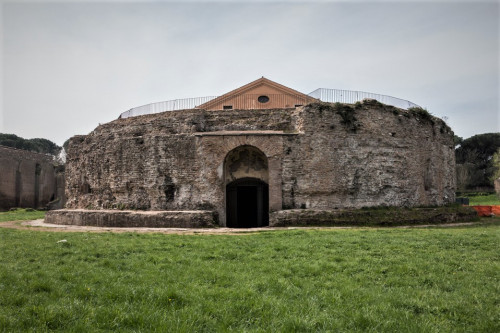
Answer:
[
  {"xmin": 119, "ymin": 96, "xmax": 217, "ymax": 119},
  {"xmin": 308, "ymin": 88, "xmax": 420, "ymax": 110},
  {"xmin": 119, "ymin": 89, "xmax": 420, "ymax": 119}
]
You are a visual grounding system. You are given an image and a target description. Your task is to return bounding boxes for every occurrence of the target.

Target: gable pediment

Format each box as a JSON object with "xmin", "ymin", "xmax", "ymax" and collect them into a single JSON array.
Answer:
[{"xmin": 197, "ymin": 77, "xmax": 317, "ymax": 110}]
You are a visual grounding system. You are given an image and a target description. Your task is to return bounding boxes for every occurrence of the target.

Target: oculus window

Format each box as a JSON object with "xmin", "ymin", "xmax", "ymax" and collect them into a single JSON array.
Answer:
[{"xmin": 258, "ymin": 96, "xmax": 269, "ymax": 103}]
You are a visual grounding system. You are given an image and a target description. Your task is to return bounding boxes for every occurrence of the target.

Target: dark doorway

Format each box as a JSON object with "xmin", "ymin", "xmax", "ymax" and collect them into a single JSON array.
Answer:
[{"xmin": 226, "ymin": 178, "xmax": 269, "ymax": 228}]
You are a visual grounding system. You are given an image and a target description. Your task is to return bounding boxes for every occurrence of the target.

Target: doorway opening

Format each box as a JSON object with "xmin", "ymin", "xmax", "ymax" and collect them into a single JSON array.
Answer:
[{"xmin": 226, "ymin": 178, "xmax": 269, "ymax": 228}]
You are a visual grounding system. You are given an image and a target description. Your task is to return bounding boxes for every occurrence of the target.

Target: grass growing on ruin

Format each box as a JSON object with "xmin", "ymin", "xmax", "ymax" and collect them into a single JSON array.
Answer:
[
  {"xmin": 0, "ymin": 208, "xmax": 46, "ymax": 222},
  {"xmin": 1, "ymin": 220, "xmax": 498, "ymax": 332}
]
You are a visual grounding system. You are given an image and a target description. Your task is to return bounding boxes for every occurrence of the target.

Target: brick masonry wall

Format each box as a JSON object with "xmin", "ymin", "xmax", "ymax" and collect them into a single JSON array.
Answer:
[
  {"xmin": 0, "ymin": 145, "xmax": 64, "ymax": 210},
  {"xmin": 65, "ymin": 101, "xmax": 455, "ymax": 226},
  {"xmin": 281, "ymin": 102, "xmax": 455, "ymax": 209}
]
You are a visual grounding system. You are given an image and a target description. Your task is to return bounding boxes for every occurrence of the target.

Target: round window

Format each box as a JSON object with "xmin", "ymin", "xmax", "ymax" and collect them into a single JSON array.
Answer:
[{"xmin": 258, "ymin": 95, "xmax": 270, "ymax": 103}]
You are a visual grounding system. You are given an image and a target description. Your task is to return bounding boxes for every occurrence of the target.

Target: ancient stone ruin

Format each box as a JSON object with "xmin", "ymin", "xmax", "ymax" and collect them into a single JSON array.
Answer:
[
  {"xmin": 46, "ymin": 78, "xmax": 456, "ymax": 227},
  {"xmin": 0, "ymin": 145, "xmax": 65, "ymax": 210}
]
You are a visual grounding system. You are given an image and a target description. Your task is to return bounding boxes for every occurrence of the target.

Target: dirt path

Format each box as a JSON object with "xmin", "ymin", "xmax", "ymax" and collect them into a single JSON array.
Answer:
[{"xmin": 0, "ymin": 219, "xmax": 488, "ymax": 235}]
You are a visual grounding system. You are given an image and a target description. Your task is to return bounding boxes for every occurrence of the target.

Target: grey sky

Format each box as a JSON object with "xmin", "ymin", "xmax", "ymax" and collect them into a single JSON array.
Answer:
[{"xmin": 1, "ymin": 0, "xmax": 499, "ymax": 145}]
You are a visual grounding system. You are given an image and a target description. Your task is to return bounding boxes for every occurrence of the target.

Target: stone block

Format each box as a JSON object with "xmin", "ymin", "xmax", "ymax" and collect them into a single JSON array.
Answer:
[{"xmin": 45, "ymin": 209, "xmax": 218, "ymax": 228}]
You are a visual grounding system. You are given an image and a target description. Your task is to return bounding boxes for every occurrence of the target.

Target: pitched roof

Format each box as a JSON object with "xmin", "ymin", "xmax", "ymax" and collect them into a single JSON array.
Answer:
[{"xmin": 197, "ymin": 77, "xmax": 317, "ymax": 110}]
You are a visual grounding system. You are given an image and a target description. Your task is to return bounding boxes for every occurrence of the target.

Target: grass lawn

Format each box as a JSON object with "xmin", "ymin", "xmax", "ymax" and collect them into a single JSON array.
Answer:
[
  {"xmin": 0, "ymin": 208, "xmax": 46, "ymax": 222},
  {"xmin": 0, "ymin": 218, "xmax": 498, "ymax": 332},
  {"xmin": 467, "ymin": 194, "xmax": 500, "ymax": 206}
]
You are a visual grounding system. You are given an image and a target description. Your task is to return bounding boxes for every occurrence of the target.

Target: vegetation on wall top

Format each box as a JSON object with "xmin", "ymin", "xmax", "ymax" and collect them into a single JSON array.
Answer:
[
  {"xmin": 408, "ymin": 107, "xmax": 435, "ymax": 125},
  {"xmin": 309, "ymin": 100, "xmax": 448, "ymax": 134},
  {"xmin": 308, "ymin": 102, "xmax": 360, "ymax": 132},
  {"xmin": 334, "ymin": 102, "xmax": 360, "ymax": 132}
]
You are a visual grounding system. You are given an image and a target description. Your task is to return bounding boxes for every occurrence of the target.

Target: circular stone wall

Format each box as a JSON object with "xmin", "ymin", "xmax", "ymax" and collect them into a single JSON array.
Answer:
[{"xmin": 57, "ymin": 100, "xmax": 455, "ymax": 227}]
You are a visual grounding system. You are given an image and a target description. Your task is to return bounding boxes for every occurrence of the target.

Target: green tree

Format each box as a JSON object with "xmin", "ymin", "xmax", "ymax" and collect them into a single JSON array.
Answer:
[
  {"xmin": 454, "ymin": 135, "xmax": 463, "ymax": 147},
  {"xmin": 455, "ymin": 133, "xmax": 500, "ymax": 190},
  {"xmin": 491, "ymin": 148, "xmax": 500, "ymax": 182},
  {"xmin": 28, "ymin": 138, "xmax": 60, "ymax": 155},
  {"xmin": 62, "ymin": 138, "xmax": 70, "ymax": 152},
  {"xmin": 0, "ymin": 133, "xmax": 61, "ymax": 156}
]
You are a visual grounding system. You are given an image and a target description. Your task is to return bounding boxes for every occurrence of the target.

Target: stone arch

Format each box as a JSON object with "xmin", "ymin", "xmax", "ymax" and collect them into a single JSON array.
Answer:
[
  {"xmin": 224, "ymin": 145, "xmax": 269, "ymax": 185},
  {"xmin": 224, "ymin": 145, "xmax": 269, "ymax": 228}
]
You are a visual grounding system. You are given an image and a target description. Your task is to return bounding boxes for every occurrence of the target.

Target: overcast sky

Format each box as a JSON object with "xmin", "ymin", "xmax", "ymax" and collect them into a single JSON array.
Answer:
[{"xmin": 1, "ymin": 0, "xmax": 498, "ymax": 146}]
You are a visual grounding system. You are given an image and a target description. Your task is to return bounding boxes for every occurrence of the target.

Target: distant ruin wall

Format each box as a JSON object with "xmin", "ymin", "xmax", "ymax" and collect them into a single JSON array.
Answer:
[
  {"xmin": 0, "ymin": 145, "xmax": 65, "ymax": 210},
  {"xmin": 65, "ymin": 101, "xmax": 455, "ymax": 225}
]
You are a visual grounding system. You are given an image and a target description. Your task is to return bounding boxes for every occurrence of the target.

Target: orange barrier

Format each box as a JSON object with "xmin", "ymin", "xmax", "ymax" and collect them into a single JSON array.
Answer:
[{"xmin": 471, "ymin": 205, "xmax": 500, "ymax": 216}]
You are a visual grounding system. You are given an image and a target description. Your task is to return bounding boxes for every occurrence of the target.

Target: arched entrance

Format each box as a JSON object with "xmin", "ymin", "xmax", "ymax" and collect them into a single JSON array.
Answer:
[{"xmin": 224, "ymin": 146, "xmax": 269, "ymax": 228}]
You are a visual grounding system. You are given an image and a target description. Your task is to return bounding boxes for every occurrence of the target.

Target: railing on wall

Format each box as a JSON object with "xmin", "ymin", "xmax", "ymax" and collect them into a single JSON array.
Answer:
[
  {"xmin": 119, "ymin": 89, "xmax": 420, "ymax": 119},
  {"xmin": 308, "ymin": 88, "xmax": 420, "ymax": 110},
  {"xmin": 119, "ymin": 96, "xmax": 217, "ymax": 119}
]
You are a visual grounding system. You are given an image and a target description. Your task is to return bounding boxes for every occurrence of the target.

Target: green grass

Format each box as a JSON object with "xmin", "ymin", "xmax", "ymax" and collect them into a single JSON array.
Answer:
[
  {"xmin": 0, "ymin": 208, "xmax": 46, "ymax": 222},
  {"xmin": 0, "ymin": 219, "xmax": 498, "ymax": 332},
  {"xmin": 467, "ymin": 194, "xmax": 500, "ymax": 206}
]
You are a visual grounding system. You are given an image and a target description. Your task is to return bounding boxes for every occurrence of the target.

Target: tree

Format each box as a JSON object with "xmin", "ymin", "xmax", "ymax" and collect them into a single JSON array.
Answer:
[
  {"xmin": 63, "ymin": 138, "xmax": 70, "ymax": 152},
  {"xmin": 455, "ymin": 133, "xmax": 500, "ymax": 190},
  {"xmin": 492, "ymin": 148, "xmax": 500, "ymax": 182},
  {"xmin": 0, "ymin": 133, "xmax": 61, "ymax": 156},
  {"xmin": 28, "ymin": 138, "xmax": 61, "ymax": 156}
]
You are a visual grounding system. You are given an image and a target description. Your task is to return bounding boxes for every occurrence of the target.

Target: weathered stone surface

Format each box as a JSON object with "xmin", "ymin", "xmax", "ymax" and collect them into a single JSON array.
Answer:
[
  {"xmin": 45, "ymin": 209, "xmax": 217, "ymax": 228},
  {"xmin": 63, "ymin": 101, "xmax": 455, "ymax": 226},
  {"xmin": 269, "ymin": 206, "xmax": 478, "ymax": 227},
  {"xmin": 0, "ymin": 145, "xmax": 65, "ymax": 210}
]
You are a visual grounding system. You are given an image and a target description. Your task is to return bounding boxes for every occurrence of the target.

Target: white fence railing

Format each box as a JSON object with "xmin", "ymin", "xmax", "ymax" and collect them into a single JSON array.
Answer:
[
  {"xmin": 308, "ymin": 88, "xmax": 420, "ymax": 110},
  {"xmin": 119, "ymin": 89, "xmax": 419, "ymax": 119},
  {"xmin": 119, "ymin": 96, "xmax": 217, "ymax": 119}
]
